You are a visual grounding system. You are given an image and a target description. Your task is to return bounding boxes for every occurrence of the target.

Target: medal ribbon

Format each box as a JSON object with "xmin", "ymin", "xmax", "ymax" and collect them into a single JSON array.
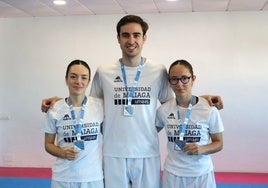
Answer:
[
  {"xmin": 120, "ymin": 58, "xmax": 143, "ymax": 105},
  {"xmin": 67, "ymin": 96, "xmax": 87, "ymax": 141},
  {"xmin": 177, "ymin": 95, "xmax": 194, "ymax": 141}
]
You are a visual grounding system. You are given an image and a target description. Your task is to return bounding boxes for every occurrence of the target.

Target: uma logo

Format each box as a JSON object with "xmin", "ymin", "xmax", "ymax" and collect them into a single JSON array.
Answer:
[
  {"xmin": 63, "ymin": 114, "xmax": 71, "ymax": 120},
  {"xmin": 114, "ymin": 76, "xmax": 123, "ymax": 82},
  {"xmin": 168, "ymin": 113, "xmax": 175, "ymax": 119}
]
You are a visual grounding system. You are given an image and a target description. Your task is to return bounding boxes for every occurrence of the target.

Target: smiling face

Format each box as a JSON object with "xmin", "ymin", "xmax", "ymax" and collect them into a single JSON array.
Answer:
[
  {"xmin": 65, "ymin": 64, "xmax": 90, "ymax": 97},
  {"xmin": 117, "ymin": 22, "xmax": 147, "ymax": 59},
  {"xmin": 169, "ymin": 64, "xmax": 196, "ymax": 99}
]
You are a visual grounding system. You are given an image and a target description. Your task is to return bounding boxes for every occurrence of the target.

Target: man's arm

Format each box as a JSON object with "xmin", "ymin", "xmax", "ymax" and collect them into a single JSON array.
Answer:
[
  {"xmin": 201, "ymin": 95, "xmax": 223, "ymax": 110},
  {"xmin": 41, "ymin": 96, "xmax": 61, "ymax": 112}
]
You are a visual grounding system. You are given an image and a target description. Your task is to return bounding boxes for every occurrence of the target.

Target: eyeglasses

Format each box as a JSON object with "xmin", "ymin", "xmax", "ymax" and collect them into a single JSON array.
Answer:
[{"xmin": 169, "ymin": 76, "xmax": 191, "ymax": 85}]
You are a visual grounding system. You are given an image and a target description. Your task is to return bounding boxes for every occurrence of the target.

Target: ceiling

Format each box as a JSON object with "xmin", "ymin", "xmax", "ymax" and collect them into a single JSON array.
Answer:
[{"xmin": 0, "ymin": 0, "xmax": 267, "ymax": 18}]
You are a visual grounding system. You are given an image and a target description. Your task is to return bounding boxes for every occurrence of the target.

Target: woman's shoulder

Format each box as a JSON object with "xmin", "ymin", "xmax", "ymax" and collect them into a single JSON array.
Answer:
[
  {"xmin": 159, "ymin": 98, "xmax": 176, "ymax": 110},
  {"xmin": 47, "ymin": 99, "xmax": 68, "ymax": 118}
]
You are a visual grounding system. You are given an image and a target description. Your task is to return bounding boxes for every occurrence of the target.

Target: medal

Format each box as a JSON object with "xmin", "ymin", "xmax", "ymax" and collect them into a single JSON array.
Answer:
[
  {"xmin": 123, "ymin": 105, "xmax": 135, "ymax": 116},
  {"xmin": 74, "ymin": 140, "xmax": 85, "ymax": 150},
  {"xmin": 175, "ymin": 140, "xmax": 186, "ymax": 151}
]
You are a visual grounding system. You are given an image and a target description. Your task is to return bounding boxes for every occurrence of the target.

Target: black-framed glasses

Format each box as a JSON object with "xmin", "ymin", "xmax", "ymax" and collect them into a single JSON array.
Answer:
[{"xmin": 169, "ymin": 76, "xmax": 191, "ymax": 85}]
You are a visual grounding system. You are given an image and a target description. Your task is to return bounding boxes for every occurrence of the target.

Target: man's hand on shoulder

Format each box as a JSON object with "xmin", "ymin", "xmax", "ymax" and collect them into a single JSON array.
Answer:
[
  {"xmin": 41, "ymin": 96, "xmax": 61, "ymax": 112},
  {"xmin": 201, "ymin": 95, "xmax": 223, "ymax": 110}
]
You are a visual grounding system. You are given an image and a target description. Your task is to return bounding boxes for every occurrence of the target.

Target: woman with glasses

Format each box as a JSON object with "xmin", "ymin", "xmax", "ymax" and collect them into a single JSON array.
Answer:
[{"xmin": 156, "ymin": 59, "xmax": 224, "ymax": 188}]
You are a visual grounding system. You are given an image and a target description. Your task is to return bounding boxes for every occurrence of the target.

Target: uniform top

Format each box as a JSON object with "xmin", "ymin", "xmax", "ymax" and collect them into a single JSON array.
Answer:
[
  {"xmin": 156, "ymin": 97, "xmax": 224, "ymax": 177},
  {"xmin": 43, "ymin": 96, "xmax": 104, "ymax": 182},
  {"xmin": 90, "ymin": 59, "xmax": 174, "ymax": 158}
]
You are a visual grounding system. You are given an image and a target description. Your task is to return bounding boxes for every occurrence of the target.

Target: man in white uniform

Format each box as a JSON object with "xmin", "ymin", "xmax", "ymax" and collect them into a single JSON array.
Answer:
[{"xmin": 89, "ymin": 15, "xmax": 174, "ymax": 188}]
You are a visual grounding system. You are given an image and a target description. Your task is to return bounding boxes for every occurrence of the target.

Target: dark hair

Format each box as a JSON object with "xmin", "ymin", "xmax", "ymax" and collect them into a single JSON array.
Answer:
[
  {"xmin": 65, "ymin": 59, "xmax": 91, "ymax": 79},
  {"xmin": 116, "ymin": 15, "xmax": 149, "ymax": 36},
  {"xmin": 169, "ymin": 59, "xmax": 194, "ymax": 76}
]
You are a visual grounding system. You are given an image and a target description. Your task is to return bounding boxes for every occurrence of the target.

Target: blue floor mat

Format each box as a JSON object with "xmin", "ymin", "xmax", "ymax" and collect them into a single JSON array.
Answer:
[
  {"xmin": 1, "ymin": 177, "xmax": 268, "ymax": 188},
  {"xmin": 0, "ymin": 177, "xmax": 51, "ymax": 188},
  {"xmin": 217, "ymin": 183, "xmax": 268, "ymax": 188}
]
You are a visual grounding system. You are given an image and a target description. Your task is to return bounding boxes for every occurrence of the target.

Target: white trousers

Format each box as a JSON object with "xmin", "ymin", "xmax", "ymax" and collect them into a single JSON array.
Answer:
[
  {"xmin": 51, "ymin": 179, "xmax": 104, "ymax": 188},
  {"xmin": 163, "ymin": 169, "xmax": 216, "ymax": 188},
  {"xmin": 103, "ymin": 156, "xmax": 161, "ymax": 188}
]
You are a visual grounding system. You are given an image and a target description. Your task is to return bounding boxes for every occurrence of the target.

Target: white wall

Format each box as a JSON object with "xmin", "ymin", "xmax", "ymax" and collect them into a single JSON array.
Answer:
[{"xmin": 0, "ymin": 12, "xmax": 268, "ymax": 173}]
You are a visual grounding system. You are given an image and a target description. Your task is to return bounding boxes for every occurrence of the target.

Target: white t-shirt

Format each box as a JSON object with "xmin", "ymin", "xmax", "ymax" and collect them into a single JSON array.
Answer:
[
  {"xmin": 90, "ymin": 59, "xmax": 174, "ymax": 158},
  {"xmin": 43, "ymin": 96, "xmax": 104, "ymax": 182},
  {"xmin": 156, "ymin": 97, "xmax": 224, "ymax": 177}
]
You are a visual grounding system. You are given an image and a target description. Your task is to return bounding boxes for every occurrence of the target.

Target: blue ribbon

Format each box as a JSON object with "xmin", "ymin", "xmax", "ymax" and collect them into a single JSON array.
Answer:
[
  {"xmin": 67, "ymin": 96, "xmax": 87, "ymax": 139},
  {"xmin": 177, "ymin": 95, "xmax": 194, "ymax": 141},
  {"xmin": 120, "ymin": 58, "xmax": 143, "ymax": 105}
]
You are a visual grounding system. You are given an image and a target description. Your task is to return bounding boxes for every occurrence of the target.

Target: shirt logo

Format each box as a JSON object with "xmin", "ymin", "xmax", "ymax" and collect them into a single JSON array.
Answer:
[
  {"xmin": 63, "ymin": 114, "xmax": 71, "ymax": 120},
  {"xmin": 114, "ymin": 76, "xmax": 123, "ymax": 82},
  {"xmin": 168, "ymin": 113, "xmax": 175, "ymax": 119}
]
